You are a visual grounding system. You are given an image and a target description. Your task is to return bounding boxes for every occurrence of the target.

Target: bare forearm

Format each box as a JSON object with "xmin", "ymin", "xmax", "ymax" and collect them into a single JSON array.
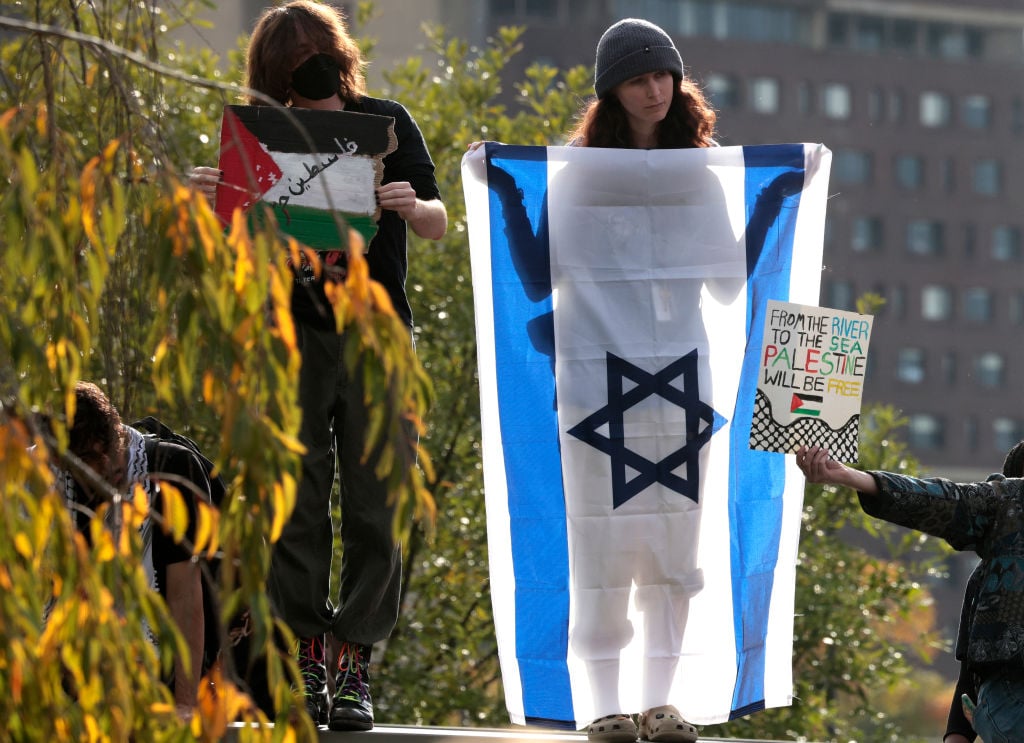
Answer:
[
  {"xmin": 376, "ymin": 181, "xmax": 447, "ymax": 240},
  {"xmin": 407, "ymin": 197, "xmax": 447, "ymax": 240},
  {"xmin": 167, "ymin": 560, "xmax": 204, "ymax": 709}
]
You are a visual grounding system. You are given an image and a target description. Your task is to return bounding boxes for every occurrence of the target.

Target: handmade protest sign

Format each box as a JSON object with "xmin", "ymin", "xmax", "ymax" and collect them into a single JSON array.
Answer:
[
  {"xmin": 214, "ymin": 105, "xmax": 396, "ymax": 251},
  {"xmin": 749, "ymin": 299, "xmax": 872, "ymax": 461}
]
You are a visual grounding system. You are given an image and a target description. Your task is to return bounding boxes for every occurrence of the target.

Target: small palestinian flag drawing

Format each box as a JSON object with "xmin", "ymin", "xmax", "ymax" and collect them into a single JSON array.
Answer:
[
  {"xmin": 790, "ymin": 393, "xmax": 822, "ymax": 417},
  {"xmin": 214, "ymin": 105, "xmax": 397, "ymax": 250}
]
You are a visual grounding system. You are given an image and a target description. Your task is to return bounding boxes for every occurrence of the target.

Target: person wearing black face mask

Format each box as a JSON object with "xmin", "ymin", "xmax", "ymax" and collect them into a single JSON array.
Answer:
[
  {"xmin": 289, "ymin": 52, "xmax": 342, "ymax": 100},
  {"xmin": 190, "ymin": 0, "xmax": 446, "ymax": 732}
]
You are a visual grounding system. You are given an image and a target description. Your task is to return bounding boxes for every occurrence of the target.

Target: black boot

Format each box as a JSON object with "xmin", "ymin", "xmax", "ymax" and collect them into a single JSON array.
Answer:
[
  {"xmin": 328, "ymin": 641, "xmax": 374, "ymax": 731},
  {"xmin": 296, "ymin": 634, "xmax": 330, "ymax": 726}
]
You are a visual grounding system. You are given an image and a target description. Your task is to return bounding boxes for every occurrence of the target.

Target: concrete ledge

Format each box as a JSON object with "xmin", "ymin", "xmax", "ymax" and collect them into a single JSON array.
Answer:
[{"xmin": 228, "ymin": 722, "xmax": 801, "ymax": 743}]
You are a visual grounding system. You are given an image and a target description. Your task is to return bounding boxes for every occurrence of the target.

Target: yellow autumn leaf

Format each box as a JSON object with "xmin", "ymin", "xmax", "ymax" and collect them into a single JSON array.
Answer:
[
  {"xmin": 348, "ymin": 226, "xmax": 365, "ymax": 254},
  {"xmin": 196, "ymin": 664, "xmax": 229, "ymax": 739},
  {"xmin": 194, "ymin": 500, "xmax": 220, "ymax": 558},
  {"xmin": 92, "ymin": 527, "xmax": 116, "ymax": 563},
  {"xmin": 34, "ymin": 102, "xmax": 47, "ymax": 136},
  {"xmin": 203, "ymin": 370, "xmax": 215, "ymax": 403},
  {"xmin": 101, "ymin": 139, "xmax": 120, "ymax": 172},
  {"xmin": 369, "ymin": 281, "xmax": 396, "ymax": 315},
  {"xmin": 10, "ymin": 656, "xmax": 22, "ymax": 703},
  {"xmin": 0, "ymin": 107, "xmax": 19, "ymax": 131},
  {"xmin": 160, "ymin": 482, "xmax": 188, "ymax": 543},
  {"xmin": 80, "ymin": 155, "xmax": 101, "ymax": 245},
  {"xmin": 14, "ymin": 533, "xmax": 32, "ymax": 559},
  {"xmin": 84, "ymin": 714, "xmax": 100, "ymax": 742},
  {"xmin": 269, "ymin": 482, "xmax": 290, "ymax": 543}
]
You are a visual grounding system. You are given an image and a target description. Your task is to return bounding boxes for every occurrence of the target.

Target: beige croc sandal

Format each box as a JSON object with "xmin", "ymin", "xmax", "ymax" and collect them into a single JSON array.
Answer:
[
  {"xmin": 587, "ymin": 713, "xmax": 638, "ymax": 743},
  {"xmin": 637, "ymin": 705, "xmax": 698, "ymax": 743}
]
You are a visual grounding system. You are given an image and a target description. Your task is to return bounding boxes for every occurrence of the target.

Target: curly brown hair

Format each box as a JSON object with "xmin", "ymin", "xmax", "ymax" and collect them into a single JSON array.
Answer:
[
  {"xmin": 68, "ymin": 382, "xmax": 121, "ymax": 463},
  {"xmin": 245, "ymin": 0, "xmax": 366, "ymax": 106},
  {"xmin": 569, "ymin": 76, "xmax": 717, "ymax": 149}
]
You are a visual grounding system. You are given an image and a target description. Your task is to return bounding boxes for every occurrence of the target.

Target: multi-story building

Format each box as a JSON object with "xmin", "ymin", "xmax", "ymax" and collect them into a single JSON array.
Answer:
[
  {"xmin": 371, "ymin": 0, "xmax": 1023, "ymax": 480},
  {"xmin": 184, "ymin": 2, "xmax": 1024, "ymax": 480}
]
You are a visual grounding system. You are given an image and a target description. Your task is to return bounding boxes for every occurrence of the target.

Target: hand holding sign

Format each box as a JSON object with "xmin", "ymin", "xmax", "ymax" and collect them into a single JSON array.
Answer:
[{"xmin": 749, "ymin": 299, "xmax": 873, "ymax": 461}]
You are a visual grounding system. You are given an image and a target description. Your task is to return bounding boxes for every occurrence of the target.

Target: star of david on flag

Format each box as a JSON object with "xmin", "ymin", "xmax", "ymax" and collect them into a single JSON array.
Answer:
[
  {"xmin": 463, "ymin": 142, "xmax": 831, "ymax": 728},
  {"xmin": 568, "ymin": 350, "xmax": 726, "ymax": 509}
]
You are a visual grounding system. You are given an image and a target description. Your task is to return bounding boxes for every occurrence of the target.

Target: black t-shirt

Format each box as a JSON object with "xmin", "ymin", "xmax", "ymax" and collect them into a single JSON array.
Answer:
[
  {"xmin": 67, "ymin": 439, "xmax": 204, "ymax": 599},
  {"xmin": 290, "ymin": 96, "xmax": 441, "ymax": 330}
]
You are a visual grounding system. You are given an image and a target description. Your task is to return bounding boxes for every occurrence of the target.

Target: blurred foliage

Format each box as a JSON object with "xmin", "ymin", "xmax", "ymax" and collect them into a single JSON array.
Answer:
[
  {"xmin": 0, "ymin": 0, "xmax": 957, "ymax": 740},
  {"xmin": 0, "ymin": 1, "xmax": 430, "ymax": 740}
]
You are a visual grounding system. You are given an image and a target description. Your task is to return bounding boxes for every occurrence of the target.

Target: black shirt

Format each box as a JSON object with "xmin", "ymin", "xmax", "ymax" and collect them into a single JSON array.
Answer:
[{"xmin": 290, "ymin": 96, "xmax": 441, "ymax": 330}]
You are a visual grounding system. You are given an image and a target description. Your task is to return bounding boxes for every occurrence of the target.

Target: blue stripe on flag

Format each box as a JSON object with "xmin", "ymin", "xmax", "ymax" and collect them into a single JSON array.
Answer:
[
  {"xmin": 729, "ymin": 144, "xmax": 807, "ymax": 716},
  {"xmin": 485, "ymin": 144, "xmax": 574, "ymax": 725}
]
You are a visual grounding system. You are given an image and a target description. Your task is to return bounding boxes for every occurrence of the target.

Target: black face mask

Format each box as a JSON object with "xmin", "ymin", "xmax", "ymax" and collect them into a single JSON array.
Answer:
[{"xmin": 290, "ymin": 53, "xmax": 341, "ymax": 101}]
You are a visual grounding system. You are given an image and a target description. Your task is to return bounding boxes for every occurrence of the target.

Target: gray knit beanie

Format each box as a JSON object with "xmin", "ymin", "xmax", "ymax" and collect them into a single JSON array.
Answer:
[{"xmin": 594, "ymin": 18, "xmax": 684, "ymax": 99}]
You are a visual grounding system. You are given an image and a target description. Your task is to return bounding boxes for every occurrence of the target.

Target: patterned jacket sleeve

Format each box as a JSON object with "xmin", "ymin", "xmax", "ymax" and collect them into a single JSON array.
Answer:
[{"xmin": 857, "ymin": 472, "xmax": 1006, "ymax": 552}]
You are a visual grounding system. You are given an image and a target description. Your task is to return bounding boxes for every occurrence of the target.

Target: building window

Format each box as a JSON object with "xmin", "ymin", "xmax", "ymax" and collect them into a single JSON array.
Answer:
[
  {"xmin": 524, "ymin": 0, "xmax": 557, "ymax": 17},
  {"xmin": 941, "ymin": 351, "xmax": 957, "ymax": 385},
  {"xmin": 896, "ymin": 348, "xmax": 925, "ymax": 383},
  {"xmin": 920, "ymin": 91, "xmax": 951, "ymax": 127},
  {"xmin": 975, "ymin": 352, "xmax": 1005, "ymax": 387},
  {"xmin": 1011, "ymin": 292, "xmax": 1024, "ymax": 325},
  {"xmin": 887, "ymin": 284, "xmax": 906, "ymax": 318},
  {"xmin": 963, "ymin": 288, "xmax": 993, "ymax": 323},
  {"xmin": 921, "ymin": 285, "xmax": 952, "ymax": 320},
  {"xmin": 940, "ymin": 157, "xmax": 956, "ymax": 193},
  {"xmin": 993, "ymin": 226, "xmax": 1022, "ymax": 261},
  {"xmin": 926, "ymin": 23, "xmax": 981, "ymax": 60},
  {"xmin": 490, "ymin": 0, "xmax": 517, "ymax": 15},
  {"xmin": 907, "ymin": 219, "xmax": 944, "ymax": 255},
  {"xmin": 824, "ymin": 280, "xmax": 855, "ymax": 311},
  {"xmin": 568, "ymin": 0, "xmax": 605, "ymax": 19},
  {"xmin": 895, "ymin": 155, "xmax": 925, "ymax": 190},
  {"xmin": 965, "ymin": 416, "xmax": 979, "ymax": 452},
  {"xmin": 994, "ymin": 418, "xmax": 1024, "ymax": 453},
  {"xmin": 891, "ymin": 19, "xmax": 918, "ymax": 54},
  {"xmin": 721, "ymin": 4, "xmax": 812, "ymax": 45},
  {"xmin": 889, "ymin": 89, "xmax": 905, "ymax": 123},
  {"xmin": 973, "ymin": 159, "xmax": 1001, "ymax": 196},
  {"xmin": 749, "ymin": 77, "xmax": 780, "ymax": 114},
  {"xmin": 796, "ymin": 80, "xmax": 813, "ymax": 115},
  {"xmin": 964, "ymin": 223, "xmax": 977, "ymax": 257},
  {"xmin": 827, "ymin": 13, "xmax": 850, "ymax": 47},
  {"xmin": 851, "ymin": 216, "xmax": 883, "ymax": 252},
  {"xmin": 705, "ymin": 73, "xmax": 739, "ymax": 110},
  {"xmin": 822, "ymin": 83, "xmax": 852, "ymax": 119},
  {"xmin": 853, "ymin": 16, "xmax": 885, "ymax": 52},
  {"xmin": 834, "ymin": 150, "xmax": 872, "ymax": 185},
  {"xmin": 867, "ymin": 87, "xmax": 884, "ymax": 122},
  {"xmin": 962, "ymin": 95, "xmax": 991, "ymax": 129},
  {"xmin": 908, "ymin": 414, "xmax": 945, "ymax": 450},
  {"xmin": 674, "ymin": 1, "xmax": 715, "ymax": 36}
]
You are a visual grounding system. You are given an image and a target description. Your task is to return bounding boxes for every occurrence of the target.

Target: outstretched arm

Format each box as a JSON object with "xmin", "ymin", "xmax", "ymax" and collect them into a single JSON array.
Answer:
[{"xmin": 795, "ymin": 445, "xmax": 878, "ymax": 495}]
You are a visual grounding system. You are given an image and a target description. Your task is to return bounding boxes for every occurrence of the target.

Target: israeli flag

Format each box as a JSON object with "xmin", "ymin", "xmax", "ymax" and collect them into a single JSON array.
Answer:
[{"xmin": 463, "ymin": 143, "xmax": 831, "ymax": 727}]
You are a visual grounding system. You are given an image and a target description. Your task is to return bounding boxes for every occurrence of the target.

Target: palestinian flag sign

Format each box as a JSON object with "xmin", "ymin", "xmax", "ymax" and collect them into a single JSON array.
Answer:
[{"xmin": 215, "ymin": 105, "xmax": 397, "ymax": 251}]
